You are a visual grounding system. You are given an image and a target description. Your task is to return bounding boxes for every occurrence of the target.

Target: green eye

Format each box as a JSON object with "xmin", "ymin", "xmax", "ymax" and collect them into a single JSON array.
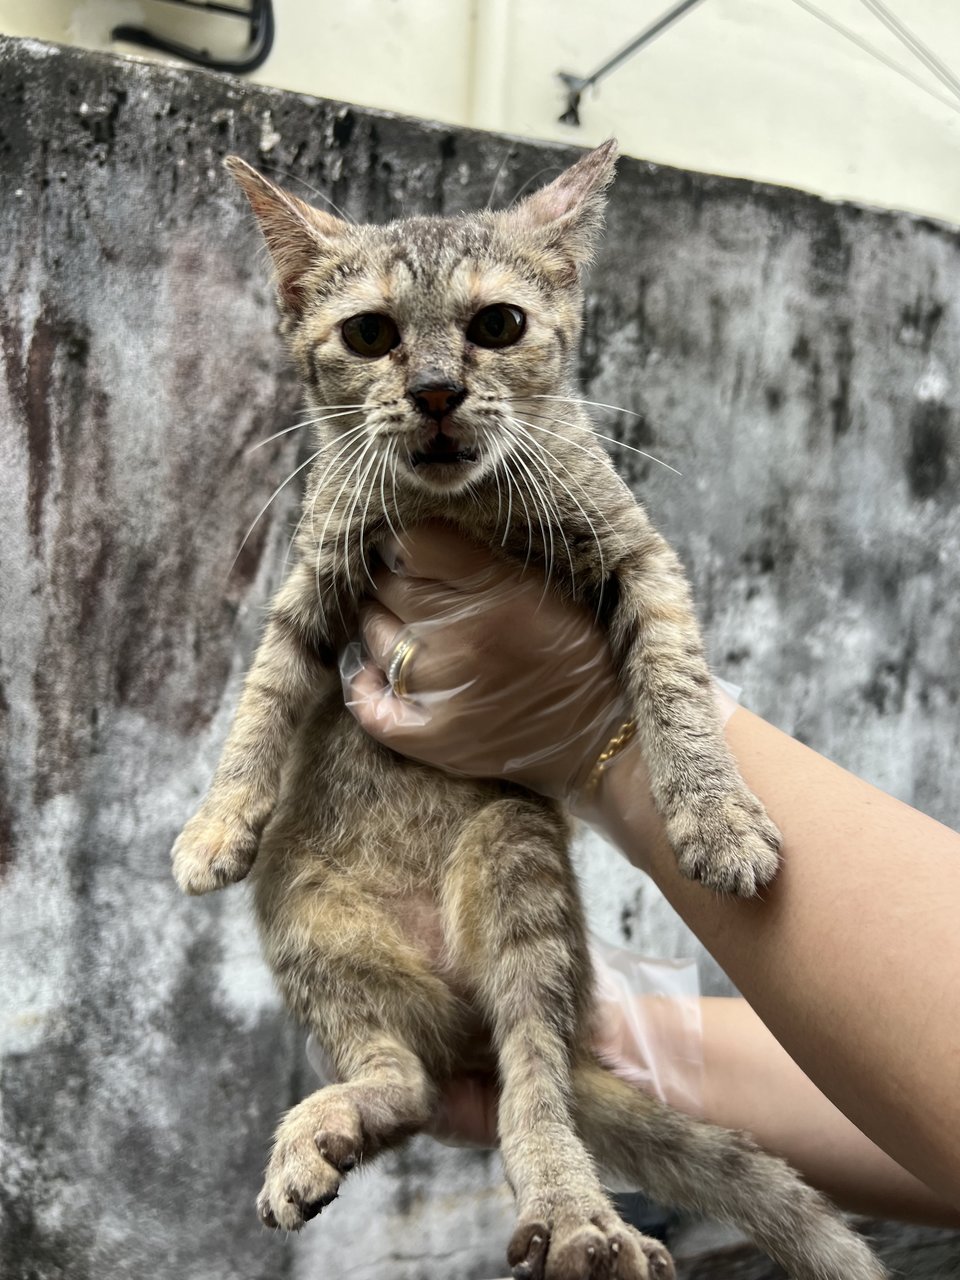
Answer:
[
  {"xmin": 342, "ymin": 313, "xmax": 401, "ymax": 357},
  {"xmin": 466, "ymin": 303, "xmax": 526, "ymax": 349}
]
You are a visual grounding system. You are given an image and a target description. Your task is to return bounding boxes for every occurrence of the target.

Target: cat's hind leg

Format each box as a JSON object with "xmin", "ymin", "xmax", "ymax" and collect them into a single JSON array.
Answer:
[
  {"xmin": 442, "ymin": 796, "xmax": 675, "ymax": 1280},
  {"xmin": 574, "ymin": 1057, "xmax": 888, "ymax": 1280},
  {"xmin": 253, "ymin": 869, "xmax": 459, "ymax": 1232},
  {"xmin": 256, "ymin": 1035, "xmax": 436, "ymax": 1231}
]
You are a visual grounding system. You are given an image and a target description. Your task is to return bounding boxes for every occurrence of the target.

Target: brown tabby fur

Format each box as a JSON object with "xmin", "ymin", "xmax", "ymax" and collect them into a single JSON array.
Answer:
[{"xmin": 171, "ymin": 142, "xmax": 886, "ymax": 1280}]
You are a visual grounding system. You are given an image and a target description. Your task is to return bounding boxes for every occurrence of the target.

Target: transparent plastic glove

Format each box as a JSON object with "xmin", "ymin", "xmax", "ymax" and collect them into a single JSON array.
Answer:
[
  {"xmin": 341, "ymin": 523, "xmax": 629, "ymax": 801},
  {"xmin": 305, "ymin": 936, "xmax": 703, "ymax": 1149}
]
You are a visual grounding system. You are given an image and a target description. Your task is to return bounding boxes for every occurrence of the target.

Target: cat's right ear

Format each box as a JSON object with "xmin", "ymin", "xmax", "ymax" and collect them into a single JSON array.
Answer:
[{"xmin": 225, "ymin": 156, "xmax": 346, "ymax": 316}]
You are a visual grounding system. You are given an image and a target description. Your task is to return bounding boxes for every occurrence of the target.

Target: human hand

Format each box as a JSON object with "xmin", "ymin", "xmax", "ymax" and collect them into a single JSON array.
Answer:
[{"xmin": 340, "ymin": 523, "xmax": 628, "ymax": 799}]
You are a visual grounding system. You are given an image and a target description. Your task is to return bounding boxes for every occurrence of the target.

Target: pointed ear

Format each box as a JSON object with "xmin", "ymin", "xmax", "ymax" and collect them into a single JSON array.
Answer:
[
  {"xmin": 224, "ymin": 155, "xmax": 346, "ymax": 315},
  {"xmin": 511, "ymin": 139, "xmax": 618, "ymax": 270}
]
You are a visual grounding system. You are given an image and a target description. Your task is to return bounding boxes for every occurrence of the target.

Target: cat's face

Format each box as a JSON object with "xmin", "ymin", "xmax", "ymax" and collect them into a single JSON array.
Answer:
[{"xmin": 227, "ymin": 142, "xmax": 617, "ymax": 497}]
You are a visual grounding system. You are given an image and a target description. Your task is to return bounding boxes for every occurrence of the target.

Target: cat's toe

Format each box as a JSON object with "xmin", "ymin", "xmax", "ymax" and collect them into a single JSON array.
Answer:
[
  {"xmin": 171, "ymin": 810, "xmax": 259, "ymax": 895},
  {"xmin": 257, "ymin": 1092, "xmax": 364, "ymax": 1232},
  {"xmin": 508, "ymin": 1219, "xmax": 549, "ymax": 1279},
  {"xmin": 671, "ymin": 789, "xmax": 781, "ymax": 897},
  {"xmin": 509, "ymin": 1213, "xmax": 676, "ymax": 1280},
  {"xmin": 612, "ymin": 1227, "xmax": 675, "ymax": 1280},
  {"xmin": 256, "ymin": 1142, "xmax": 342, "ymax": 1232}
]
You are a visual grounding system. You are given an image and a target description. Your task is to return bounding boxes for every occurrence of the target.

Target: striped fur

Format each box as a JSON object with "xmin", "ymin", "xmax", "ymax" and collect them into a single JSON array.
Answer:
[{"xmin": 170, "ymin": 145, "xmax": 886, "ymax": 1279}]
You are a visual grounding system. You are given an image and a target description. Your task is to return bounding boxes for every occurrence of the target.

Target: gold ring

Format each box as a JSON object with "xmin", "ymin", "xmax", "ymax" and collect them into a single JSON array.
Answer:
[{"xmin": 387, "ymin": 636, "xmax": 417, "ymax": 700}]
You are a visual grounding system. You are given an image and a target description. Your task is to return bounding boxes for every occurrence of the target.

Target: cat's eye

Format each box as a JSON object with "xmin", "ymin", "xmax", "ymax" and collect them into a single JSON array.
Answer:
[
  {"xmin": 466, "ymin": 304, "xmax": 526, "ymax": 349},
  {"xmin": 341, "ymin": 313, "xmax": 401, "ymax": 358}
]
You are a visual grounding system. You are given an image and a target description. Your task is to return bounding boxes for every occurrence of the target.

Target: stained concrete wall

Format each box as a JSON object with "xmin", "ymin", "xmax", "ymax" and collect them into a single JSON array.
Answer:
[{"xmin": 0, "ymin": 35, "xmax": 958, "ymax": 1280}]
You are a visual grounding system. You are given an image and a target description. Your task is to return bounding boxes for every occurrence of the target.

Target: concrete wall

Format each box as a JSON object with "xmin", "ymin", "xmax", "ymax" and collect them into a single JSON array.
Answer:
[
  {"xmin": 2, "ymin": 1, "xmax": 960, "ymax": 224},
  {"xmin": 1, "ymin": 34, "xmax": 958, "ymax": 1280}
]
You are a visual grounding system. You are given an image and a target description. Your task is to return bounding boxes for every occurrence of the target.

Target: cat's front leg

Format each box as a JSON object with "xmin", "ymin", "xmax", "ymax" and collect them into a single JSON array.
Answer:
[
  {"xmin": 172, "ymin": 562, "xmax": 336, "ymax": 894},
  {"xmin": 609, "ymin": 529, "xmax": 781, "ymax": 896}
]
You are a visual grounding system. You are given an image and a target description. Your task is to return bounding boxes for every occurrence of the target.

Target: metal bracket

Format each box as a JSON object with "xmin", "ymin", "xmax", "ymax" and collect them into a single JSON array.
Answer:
[
  {"xmin": 112, "ymin": 0, "xmax": 275, "ymax": 75},
  {"xmin": 558, "ymin": 0, "xmax": 706, "ymax": 125}
]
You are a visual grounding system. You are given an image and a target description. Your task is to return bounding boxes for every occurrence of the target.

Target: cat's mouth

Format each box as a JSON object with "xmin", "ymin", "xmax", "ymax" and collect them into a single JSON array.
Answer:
[{"xmin": 409, "ymin": 432, "xmax": 479, "ymax": 469}]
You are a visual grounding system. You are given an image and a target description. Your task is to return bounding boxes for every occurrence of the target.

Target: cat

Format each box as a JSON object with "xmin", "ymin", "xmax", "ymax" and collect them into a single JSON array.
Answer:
[{"xmin": 171, "ymin": 141, "xmax": 887, "ymax": 1280}]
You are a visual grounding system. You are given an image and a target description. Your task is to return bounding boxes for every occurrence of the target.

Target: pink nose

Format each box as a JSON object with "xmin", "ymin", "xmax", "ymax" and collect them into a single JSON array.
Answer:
[{"xmin": 409, "ymin": 381, "xmax": 466, "ymax": 421}]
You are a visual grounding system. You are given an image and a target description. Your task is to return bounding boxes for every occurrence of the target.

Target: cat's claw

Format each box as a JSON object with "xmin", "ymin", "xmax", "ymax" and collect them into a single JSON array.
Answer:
[
  {"xmin": 669, "ymin": 787, "xmax": 781, "ymax": 897},
  {"xmin": 508, "ymin": 1214, "xmax": 674, "ymax": 1280},
  {"xmin": 257, "ymin": 1093, "xmax": 363, "ymax": 1232},
  {"xmin": 171, "ymin": 808, "xmax": 260, "ymax": 895}
]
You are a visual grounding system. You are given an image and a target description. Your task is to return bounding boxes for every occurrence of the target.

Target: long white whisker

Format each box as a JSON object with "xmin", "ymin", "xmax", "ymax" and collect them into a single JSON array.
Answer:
[
  {"xmin": 340, "ymin": 437, "xmax": 381, "ymax": 603},
  {"xmin": 501, "ymin": 453, "xmax": 515, "ymax": 548},
  {"xmin": 379, "ymin": 438, "xmax": 404, "ymax": 546},
  {"xmin": 344, "ymin": 440, "xmax": 384, "ymax": 598},
  {"xmin": 517, "ymin": 393, "xmax": 646, "ymax": 418},
  {"xmin": 516, "ymin": 403, "xmax": 682, "ymax": 477},
  {"xmin": 500, "ymin": 430, "xmax": 553, "ymax": 593},
  {"xmin": 230, "ymin": 447, "xmax": 323, "ymax": 577},
  {"xmin": 507, "ymin": 416, "xmax": 618, "ymax": 540},
  {"xmin": 306, "ymin": 424, "xmax": 374, "ymax": 541},
  {"xmin": 246, "ymin": 408, "xmax": 365, "ymax": 455},
  {"xmin": 506, "ymin": 416, "xmax": 607, "ymax": 595},
  {"xmin": 500, "ymin": 425, "xmax": 571, "ymax": 595},
  {"xmin": 389, "ymin": 445, "xmax": 407, "ymax": 539},
  {"xmin": 314, "ymin": 443, "xmax": 370, "ymax": 627}
]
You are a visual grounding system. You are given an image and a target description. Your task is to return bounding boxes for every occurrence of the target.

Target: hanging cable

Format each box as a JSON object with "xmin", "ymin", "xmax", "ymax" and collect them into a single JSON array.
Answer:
[
  {"xmin": 790, "ymin": 0, "xmax": 960, "ymax": 116},
  {"xmin": 857, "ymin": 0, "xmax": 960, "ymax": 104}
]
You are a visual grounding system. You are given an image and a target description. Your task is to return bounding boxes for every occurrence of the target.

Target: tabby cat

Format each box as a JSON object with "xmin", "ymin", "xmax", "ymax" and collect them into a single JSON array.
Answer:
[{"xmin": 171, "ymin": 141, "xmax": 886, "ymax": 1280}]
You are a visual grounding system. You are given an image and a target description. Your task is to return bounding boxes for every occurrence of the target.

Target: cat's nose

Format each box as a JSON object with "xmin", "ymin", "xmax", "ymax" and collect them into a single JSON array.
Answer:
[{"xmin": 408, "ymin": 380, "xmax": 467, "ymax": 421}]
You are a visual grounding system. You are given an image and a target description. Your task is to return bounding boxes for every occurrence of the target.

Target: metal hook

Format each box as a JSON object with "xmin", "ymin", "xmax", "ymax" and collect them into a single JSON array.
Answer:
[{"xmin": 112, "ymin": 0, "xmax": 275, "ymax": 75}]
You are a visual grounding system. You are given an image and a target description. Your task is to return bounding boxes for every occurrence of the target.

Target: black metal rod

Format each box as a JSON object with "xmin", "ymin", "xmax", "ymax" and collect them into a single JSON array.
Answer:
[
  {"xmin": 145, "ymin": 0, "xmax": 254, "ymax": 18},
  {"xmin": 558, "ymin": 0, "xmax": 708, "ymax": 124}
]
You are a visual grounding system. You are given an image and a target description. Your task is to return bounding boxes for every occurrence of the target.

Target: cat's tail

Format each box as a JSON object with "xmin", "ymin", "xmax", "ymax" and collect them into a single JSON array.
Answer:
[{"xmin": 573, "ymin": 1057, "xmax": 888, "ymax": 1280}]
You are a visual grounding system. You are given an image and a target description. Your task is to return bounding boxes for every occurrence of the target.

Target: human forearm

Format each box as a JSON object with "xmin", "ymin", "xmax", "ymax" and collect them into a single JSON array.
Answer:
[{"xmin": 596, "ymin": 706, "xmax": 960, "ymax": 1208}]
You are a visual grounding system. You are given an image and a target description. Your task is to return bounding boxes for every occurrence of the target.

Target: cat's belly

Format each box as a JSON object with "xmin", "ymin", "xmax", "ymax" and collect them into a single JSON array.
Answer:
[{"xmin": 260, "ymin": 692, "xmax": 510, "ymax": 1054}]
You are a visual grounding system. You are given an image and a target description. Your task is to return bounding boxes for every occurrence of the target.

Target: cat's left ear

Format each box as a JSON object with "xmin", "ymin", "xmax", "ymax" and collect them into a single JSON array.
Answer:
[
  {"xmin": 509, "ymin": 139, "xmax": 618, "ymax": 273},
  {"xmin": 225, "ymin": 155, "xmax": 347, "ymax": 317}
]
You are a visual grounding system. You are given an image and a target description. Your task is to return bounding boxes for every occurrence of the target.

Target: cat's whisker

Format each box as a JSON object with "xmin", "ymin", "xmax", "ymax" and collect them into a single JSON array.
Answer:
[
  {"xmin": 260, "ymin": 165, "xmax": 358, "ymax": 224},
  {"xmin": 500, "ymin": 424, "xmax": 573, "ymax": 598},
  {"xmin": 378, "ymin": 438, "xmax": 404, "ymax": 548},
  {"xmin": 500, "ymin": 454, "xmax": 516, "ymax": 550},
  {"xmin": 246, "ymin": 408, "xmax": 366, "ymax": 455},
  {"xmin": 230, "ymin": 446, "xmax": 325, "ymax": 578},
  {"xmin": 307, "ymin": 425, "xmax": 374, "ymax": 543},
  {"xmin": 347, "ymin": 441, "xmax": 386, "ymax": 596},
  {"xmin": 504, "ymin": 422, "xmax": 576, "ymax": 595},
  {"xmin": 507, "ymin": 415, "xmax": 619, "ymax": 544},
  {"xmin": 500, "ymin": 428, "xmax": 555, "ymax": 596},
  {"xmin": 514, "ymin": 400, "xmax": 682, "ymax": 477},
  {"xmin": 389, "ymin": 445, "xmax": 407, "ymax": 541},
  {"xmin": 339, "ymin": 436, "xmax": 382, "ymax": 604},
  {"xmin": 313, "ymin": 441, "xmax": 370, "ymax": 625},
  {"xmin": 510, "ymin": 465, "xmax": 535, "ymax": 573},
  {"xmin": 506, "ymin": 417, "xmax": 607, "ymax": 602},
  {"xmin": 485, "ymin": 146, "xmax": 515, "ymax": 210}
]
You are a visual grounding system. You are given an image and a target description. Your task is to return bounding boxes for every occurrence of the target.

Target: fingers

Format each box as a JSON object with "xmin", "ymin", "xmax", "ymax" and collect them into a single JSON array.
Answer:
[{"xmin": 357, "ymin": 601, "xmax": 405, "ymax": 672}]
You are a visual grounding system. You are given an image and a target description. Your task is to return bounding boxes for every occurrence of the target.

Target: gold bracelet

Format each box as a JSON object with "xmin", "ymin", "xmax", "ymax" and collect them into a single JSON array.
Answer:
[{"xmin": 583, "ymin": 720, "xmax": 637, "ymax": 797}]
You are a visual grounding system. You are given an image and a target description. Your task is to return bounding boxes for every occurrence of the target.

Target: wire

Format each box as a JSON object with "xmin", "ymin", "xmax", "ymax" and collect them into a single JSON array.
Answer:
[
  {"xmin": 790, "ymin": 0, "xmax": 960, "ymax": 116},
  {"xmin": 857, "ymin": 0, "xmax": 960, "ymax": 105}
]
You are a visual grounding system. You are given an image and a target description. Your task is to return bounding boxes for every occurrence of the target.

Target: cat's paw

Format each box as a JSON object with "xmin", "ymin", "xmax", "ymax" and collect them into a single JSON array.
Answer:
[
  {"xmin": 171, "ymin": 806, "xmax": 260, "ymax": 895},
  {"xmin": 508, "ymin": 1213, "xmax": 674, "ymax": 1280},
  {"xmin": 257, "ymin": 1092, "xmax": 363, "ymax": 1232},
  {"xmin": 669, "ymin": 786, "xmax": 781, "ymax": 897}
]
